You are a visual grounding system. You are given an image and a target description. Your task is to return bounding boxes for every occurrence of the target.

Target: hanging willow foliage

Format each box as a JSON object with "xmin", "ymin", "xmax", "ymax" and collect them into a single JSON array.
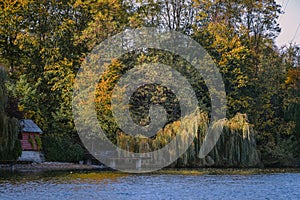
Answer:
[
  {"xmin": 0, "ymin": 68, "xmax": 22, "ymax": 160},
  {"xmin": 204, "ymin": 113, "xmax": 261, "ymax": 167},
  {"xmin": 117, "ymin": 111, "xmax": 261, "ymax": 168}
]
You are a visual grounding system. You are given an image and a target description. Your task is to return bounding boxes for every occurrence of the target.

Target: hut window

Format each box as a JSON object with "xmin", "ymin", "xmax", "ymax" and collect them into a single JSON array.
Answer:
[{"xmin": 18, "ymin": 133, "xmax": 23, "ymax": 140}]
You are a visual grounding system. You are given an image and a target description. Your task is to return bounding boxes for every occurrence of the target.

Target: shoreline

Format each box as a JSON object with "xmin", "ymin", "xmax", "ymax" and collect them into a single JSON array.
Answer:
[
  {"xmin": 1, "ymin": 162, "xmax": 300, "ymax": 175},
  {"xmin": 0, "ymin": 162, "xmax": 108, "ymax": 173}
]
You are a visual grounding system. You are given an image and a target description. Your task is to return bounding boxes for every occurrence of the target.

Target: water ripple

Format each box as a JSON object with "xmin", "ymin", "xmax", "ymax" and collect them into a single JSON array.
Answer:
[{"xmin": 0, "ymin": 172, "xmax": 300, "ymax": 200}]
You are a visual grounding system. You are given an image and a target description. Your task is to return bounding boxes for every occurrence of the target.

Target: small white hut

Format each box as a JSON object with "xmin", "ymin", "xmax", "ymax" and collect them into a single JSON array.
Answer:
[{"xmin": 18, "ymin": 119, "xmax": 44, "ymax": 163}]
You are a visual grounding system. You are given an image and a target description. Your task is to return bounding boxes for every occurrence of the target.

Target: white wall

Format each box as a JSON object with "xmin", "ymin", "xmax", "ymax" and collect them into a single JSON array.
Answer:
[{"xmin": 18, "ymin": 151, "xmax": 43, "ymax": 163}]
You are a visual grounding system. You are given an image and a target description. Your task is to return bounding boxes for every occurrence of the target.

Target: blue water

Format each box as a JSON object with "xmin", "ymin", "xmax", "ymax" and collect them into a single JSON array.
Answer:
[{"xmin": 0, "ymin": 171, "xmax": 299, "ymax": 200}]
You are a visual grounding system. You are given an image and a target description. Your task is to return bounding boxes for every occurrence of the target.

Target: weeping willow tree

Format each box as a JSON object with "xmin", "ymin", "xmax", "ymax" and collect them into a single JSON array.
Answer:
[
  {"xmin": 202, "ymin": 113, "xmax": 261, "ymax": 167},
  {"xmin": 117, "ymin": 112, "xmax": 261, "ymax": 168},
  {"xmin": 0, "ymin": 67, "xmax": 21, "ymax": 160}
]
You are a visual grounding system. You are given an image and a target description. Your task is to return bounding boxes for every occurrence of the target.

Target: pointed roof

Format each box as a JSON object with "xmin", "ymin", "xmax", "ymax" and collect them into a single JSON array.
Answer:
[{"xmin": 20, "ymin": 119, "xmax": 43, "ymax": 133}]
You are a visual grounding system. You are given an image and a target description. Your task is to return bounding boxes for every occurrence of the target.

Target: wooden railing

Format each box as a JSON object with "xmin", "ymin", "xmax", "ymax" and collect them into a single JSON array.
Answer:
[{"xmin": 108, "ymin": 157, "xmax": 151, "ymax": 170}]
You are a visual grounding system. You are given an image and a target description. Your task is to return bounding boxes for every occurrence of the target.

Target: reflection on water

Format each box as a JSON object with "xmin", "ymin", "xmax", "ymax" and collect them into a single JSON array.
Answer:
[{"xmin": 0, "ymin": 170, "xmax": 300, "ymax": 200}]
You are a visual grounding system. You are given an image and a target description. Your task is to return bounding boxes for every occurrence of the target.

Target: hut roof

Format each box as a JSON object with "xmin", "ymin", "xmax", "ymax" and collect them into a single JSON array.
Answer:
[{"xmin": 20, "ymin": 119, "xmax": 43, "ymax": 133}]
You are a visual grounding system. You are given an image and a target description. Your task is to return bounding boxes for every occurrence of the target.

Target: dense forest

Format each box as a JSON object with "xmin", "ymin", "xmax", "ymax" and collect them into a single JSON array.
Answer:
[{"xmin": 0, "ymin": 0, "xmax": 299, "ymax": 166}]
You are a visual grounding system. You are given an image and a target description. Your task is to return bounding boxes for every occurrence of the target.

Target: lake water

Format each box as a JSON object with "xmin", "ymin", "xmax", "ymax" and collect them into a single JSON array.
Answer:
[{"xmin": 0, "ymin": 170, "xmax": 300, "ymax": 200}]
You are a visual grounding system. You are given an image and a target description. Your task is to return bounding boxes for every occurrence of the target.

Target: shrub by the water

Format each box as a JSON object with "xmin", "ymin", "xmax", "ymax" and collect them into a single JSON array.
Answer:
[
  {"xmin": 0, "ymin": 136, "xmax": 22, "ymax": 160},
  {"xmin": 42, "ymin": 136, "xmax": 84, "ymax": 163}
]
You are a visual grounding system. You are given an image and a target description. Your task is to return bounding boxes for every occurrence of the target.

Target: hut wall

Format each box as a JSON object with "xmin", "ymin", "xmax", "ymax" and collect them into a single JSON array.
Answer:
[{"xmin": 20, "ymin": 132, "xmax": 40, "ymax": 151}]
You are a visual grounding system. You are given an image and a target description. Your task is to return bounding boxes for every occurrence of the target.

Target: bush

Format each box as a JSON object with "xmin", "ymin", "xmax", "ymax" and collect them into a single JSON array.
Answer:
[
  {"xmin": 261, "ymin": 136, "xmax": 299, "ymax": 167},
  {"xmin": 0, "ymin": 139, "xmax": 22, "ymax": 160},
  {"xmin": 42, "ymin": 136, "xmax": 84, "ymax": 163}
]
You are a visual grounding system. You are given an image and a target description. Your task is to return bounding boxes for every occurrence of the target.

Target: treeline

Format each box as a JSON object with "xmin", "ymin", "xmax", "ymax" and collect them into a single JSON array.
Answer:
[{"xmin": 0, "ymin": 0, "xmax": 299, "ymax": 165}]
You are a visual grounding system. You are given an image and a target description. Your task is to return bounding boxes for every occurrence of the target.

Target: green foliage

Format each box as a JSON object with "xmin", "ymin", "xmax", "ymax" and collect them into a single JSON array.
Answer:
[
  {"xmin": 27, "ymin": 135, "xmax": 42, "ymax": 151},
  {"xmin": 1, "ymin": 0, "xmax": 89, "ymax": 138},
  {"xmin": 28, "ymin": 137, "xmax": 35, "ymax": 149},
  {"xmin": 261, "ymin": 136, "xmax": 299, "ymax": 167},
  {"xmin": 42, "ymin": 136, "xmax": 84, "ymax": 163},
  {"xmin": 0, "ymin": 68, "xmax": 22, "ymax": 160},
  {"xmin": 35, "ymin": 135, "xmax": 42, "ymax": 151},
  {"xmin": 0, "ymin": 139, "xmax": 22, "ymax": 161}
]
